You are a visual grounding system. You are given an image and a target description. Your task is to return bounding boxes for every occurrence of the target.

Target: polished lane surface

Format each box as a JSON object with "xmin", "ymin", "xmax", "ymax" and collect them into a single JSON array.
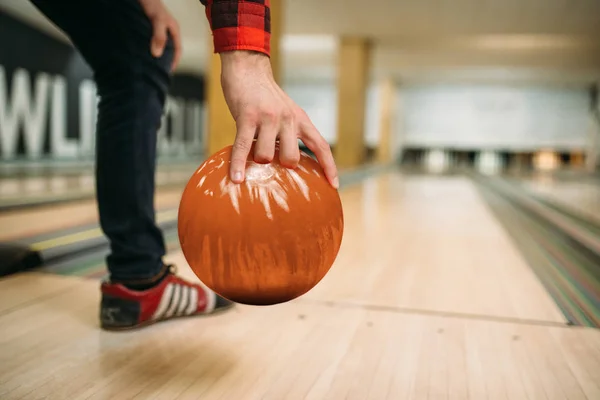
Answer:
[{"xmin": 0, "ymin": 172, "xmax": 598, "ymax": 400}]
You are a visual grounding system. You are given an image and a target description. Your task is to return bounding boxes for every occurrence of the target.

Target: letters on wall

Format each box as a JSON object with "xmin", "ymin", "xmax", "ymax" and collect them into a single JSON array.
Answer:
[{"xmin": 0, "ymin": 11, "xmax": 206, "ymax": 162}]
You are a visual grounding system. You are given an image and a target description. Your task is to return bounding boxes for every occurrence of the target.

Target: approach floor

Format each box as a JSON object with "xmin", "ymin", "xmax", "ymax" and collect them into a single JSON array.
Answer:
[{"xmin": 1, "ymin": 172, "xmax": 599, "ymax": 399}]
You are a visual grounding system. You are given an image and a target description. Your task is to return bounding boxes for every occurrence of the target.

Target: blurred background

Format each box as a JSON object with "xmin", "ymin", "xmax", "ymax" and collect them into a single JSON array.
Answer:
[
  {"xmin": 0, "ymin": 0, "xmax": 599, "ymax": 204},
  {"xmin": 0, "ymin": 0, "xmax": 599, "ymax": 398}
]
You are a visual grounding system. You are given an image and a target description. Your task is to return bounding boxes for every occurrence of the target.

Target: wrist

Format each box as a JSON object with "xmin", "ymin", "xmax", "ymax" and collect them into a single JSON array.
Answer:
[
  {"xmin": 220, "ymin": 51, "xmax": 272, "ymax": 70},
  {"xmin": 220, "ymin": 51, "xmax": 274, "ymax": 85}
]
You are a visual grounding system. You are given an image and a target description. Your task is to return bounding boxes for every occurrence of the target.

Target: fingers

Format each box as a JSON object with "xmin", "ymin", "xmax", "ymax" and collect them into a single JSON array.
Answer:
[
  {"xmin": 230, "ymin": 118, "xmax": 256, "ymax": 183},
  {"xmin": 278, "ymin": 118, "xmax": 300, "ymax": 169},
  {"xmin": 151, "ymin": 18, "xmax": 168, "ymax": 58},
  {"xmin": 253, "ymin": 112, "xmax": 278, "ymax": 164},
  {"xmin": 150, "ymin": 17, "xmax": 181, "ymax": 71},
  {"xmin": 230, "ymin": 108, "xmax": 337, "ymax": 189},
  {"xmin": 299, "ymin": 120, "xmax": 339, "ymax": 189}
]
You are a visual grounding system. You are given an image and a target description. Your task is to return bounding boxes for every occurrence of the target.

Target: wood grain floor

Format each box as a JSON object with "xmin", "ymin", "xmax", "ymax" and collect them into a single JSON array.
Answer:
[
  {"xmin": 304, "ymin": 174, "xmax": 567, "ymax": 324},
  {"xmin": 0, "ymin": 168, "xmax": 192, "ymax": 209},
  {"xmin": 0, "ymin": 188, "xmax": 184, "ymax": 242},
  {"xmin": 520, "ymin": 176, "xmax": 600, "ymax": 225},
  {"xmin": 1, "ymin": 173, "xmax": 599, "ymax": 400}
]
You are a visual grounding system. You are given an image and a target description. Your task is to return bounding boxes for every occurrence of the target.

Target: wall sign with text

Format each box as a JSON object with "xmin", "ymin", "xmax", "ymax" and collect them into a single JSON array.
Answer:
[{"xmin": 0, "ymin": 10, "xmax": 206, "ymax": 162}]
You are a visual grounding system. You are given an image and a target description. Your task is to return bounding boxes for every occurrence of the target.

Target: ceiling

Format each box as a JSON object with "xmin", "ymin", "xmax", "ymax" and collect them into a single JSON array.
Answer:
[{"xmin": 1, "ymin": 0, "xmax": 599, "ymax": 85}]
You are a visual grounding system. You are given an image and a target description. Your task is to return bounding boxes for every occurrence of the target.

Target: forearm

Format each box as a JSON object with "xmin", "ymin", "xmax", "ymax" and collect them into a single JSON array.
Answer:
[{"xmin": 200, "ymin": 0, "xmax": 271, "ymax": 57}]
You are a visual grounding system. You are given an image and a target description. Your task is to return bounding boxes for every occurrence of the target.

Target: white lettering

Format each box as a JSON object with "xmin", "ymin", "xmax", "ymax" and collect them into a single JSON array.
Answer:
[
  {"xmin": 0, "ymin": 66, "xmax": 49, "ymax": 159},
  {"xmin": 51, "ymin": 76, "xmax": 78, "ymax": 158},
  {"xmin": 0, "ymin": 65, "xmax": 204, "ymax": 160},
  {"xmin": 79, "ymin": 79, "xmax": 98, "ymax": 157}
]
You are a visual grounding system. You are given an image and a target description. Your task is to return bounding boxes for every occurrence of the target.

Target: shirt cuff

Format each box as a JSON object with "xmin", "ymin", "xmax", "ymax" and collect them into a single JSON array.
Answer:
[{"xmin": 203, "ymin": 0, "xmax": 271, "ymax": 57}]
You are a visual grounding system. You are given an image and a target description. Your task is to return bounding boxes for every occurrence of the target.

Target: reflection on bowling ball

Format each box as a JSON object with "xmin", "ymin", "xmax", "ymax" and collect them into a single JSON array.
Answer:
[{"xmin": 178, "ymin": 145, "xmax": 344, "ymax": 306}]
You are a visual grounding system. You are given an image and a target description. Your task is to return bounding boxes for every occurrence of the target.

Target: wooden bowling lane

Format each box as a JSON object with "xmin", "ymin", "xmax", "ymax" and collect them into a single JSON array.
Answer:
[
  {"xmin": 0, "ymin": 272, "xmax": 599, "ymax": 399},
  {"xmin": 2, "ymin": 171, "xmax": 600, "ymax": 399},
  {"xmin": 0, "ymin": 187, "xmax": 184, "ymax": 243},
  {"xmin": 0, "ymin": 272, "xmax": 80, "ymax": 315},
  {"xmin": 305, "ymin": 173, "xmax": 567, "ymax": 324},
  {"xmin": 0, "ymin": 175, "xmax": 95, "ymax": 209},
  {"xmin": 0, "ymin": 165, "xmax": 195, "ymax": 211},
  {"xmin": 518, "ymin": 174, "xmax": 600, "ymax": 225}
]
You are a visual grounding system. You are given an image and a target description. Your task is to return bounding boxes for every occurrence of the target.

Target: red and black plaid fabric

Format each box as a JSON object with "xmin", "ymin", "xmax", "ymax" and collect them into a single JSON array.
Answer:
[{"xmin": 200, "ymin": 0, "xmax": 271, "ymax": 56}]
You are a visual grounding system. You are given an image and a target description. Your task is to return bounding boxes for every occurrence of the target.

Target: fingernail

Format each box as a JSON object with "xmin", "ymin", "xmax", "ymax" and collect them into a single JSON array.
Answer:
[
  {"xmin": 233, "ymin": 171, "xmax": 243, "ymax": 182},
  {"xmin": 333, "ymin": 177, "xmax": 339, "ymax": 189}
]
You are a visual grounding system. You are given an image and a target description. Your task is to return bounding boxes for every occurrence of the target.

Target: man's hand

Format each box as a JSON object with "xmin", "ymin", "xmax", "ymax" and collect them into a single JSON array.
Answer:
[
  {"xmin": 220, "ymin": 51, "xmax": 339, "ymax": 189},
  {"xmin": 138, "ymin": 0, "xmax": 182, "ymax": 71}
]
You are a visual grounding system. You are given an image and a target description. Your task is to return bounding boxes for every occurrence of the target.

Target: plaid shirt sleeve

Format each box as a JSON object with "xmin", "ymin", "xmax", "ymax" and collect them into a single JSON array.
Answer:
[{"xmin": 199, "ymin": 0, "xmax": 271, "ymax": 57}]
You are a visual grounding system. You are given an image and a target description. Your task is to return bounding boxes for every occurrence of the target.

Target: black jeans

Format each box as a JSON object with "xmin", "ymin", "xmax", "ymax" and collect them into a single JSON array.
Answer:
[{"xmin": 31, "ymin": 0, "xmax": 172, "ymax": 283}]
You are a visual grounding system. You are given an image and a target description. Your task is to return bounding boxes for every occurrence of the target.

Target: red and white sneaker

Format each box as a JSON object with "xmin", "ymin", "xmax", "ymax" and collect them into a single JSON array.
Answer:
[{"xmin": 99, "ymin": 266, "xmax": 234, "ymax": 330}]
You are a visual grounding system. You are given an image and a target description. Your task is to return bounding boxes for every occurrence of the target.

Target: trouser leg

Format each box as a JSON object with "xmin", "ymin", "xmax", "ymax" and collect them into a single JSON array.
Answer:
[{"xmin": 30, "ymin": 0, "xmax": 174, "ymax": 282}]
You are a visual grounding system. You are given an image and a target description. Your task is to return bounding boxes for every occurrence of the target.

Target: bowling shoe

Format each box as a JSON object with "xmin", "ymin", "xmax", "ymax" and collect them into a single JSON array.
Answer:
[{"xmin": 100, "ymin": 265, "xmax": 234, "ymax": 330}]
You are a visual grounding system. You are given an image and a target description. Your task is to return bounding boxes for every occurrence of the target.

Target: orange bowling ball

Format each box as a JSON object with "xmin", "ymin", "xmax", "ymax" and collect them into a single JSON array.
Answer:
[{"xmin": 177, "ymin": 145, "xmax": 344, "ymax": 305}]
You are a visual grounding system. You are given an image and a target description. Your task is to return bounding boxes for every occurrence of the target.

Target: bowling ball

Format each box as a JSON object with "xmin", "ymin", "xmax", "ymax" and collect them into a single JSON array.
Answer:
[{"xmin": 178, "ymin": 145, "xmax": 344, "ymax": 305}]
